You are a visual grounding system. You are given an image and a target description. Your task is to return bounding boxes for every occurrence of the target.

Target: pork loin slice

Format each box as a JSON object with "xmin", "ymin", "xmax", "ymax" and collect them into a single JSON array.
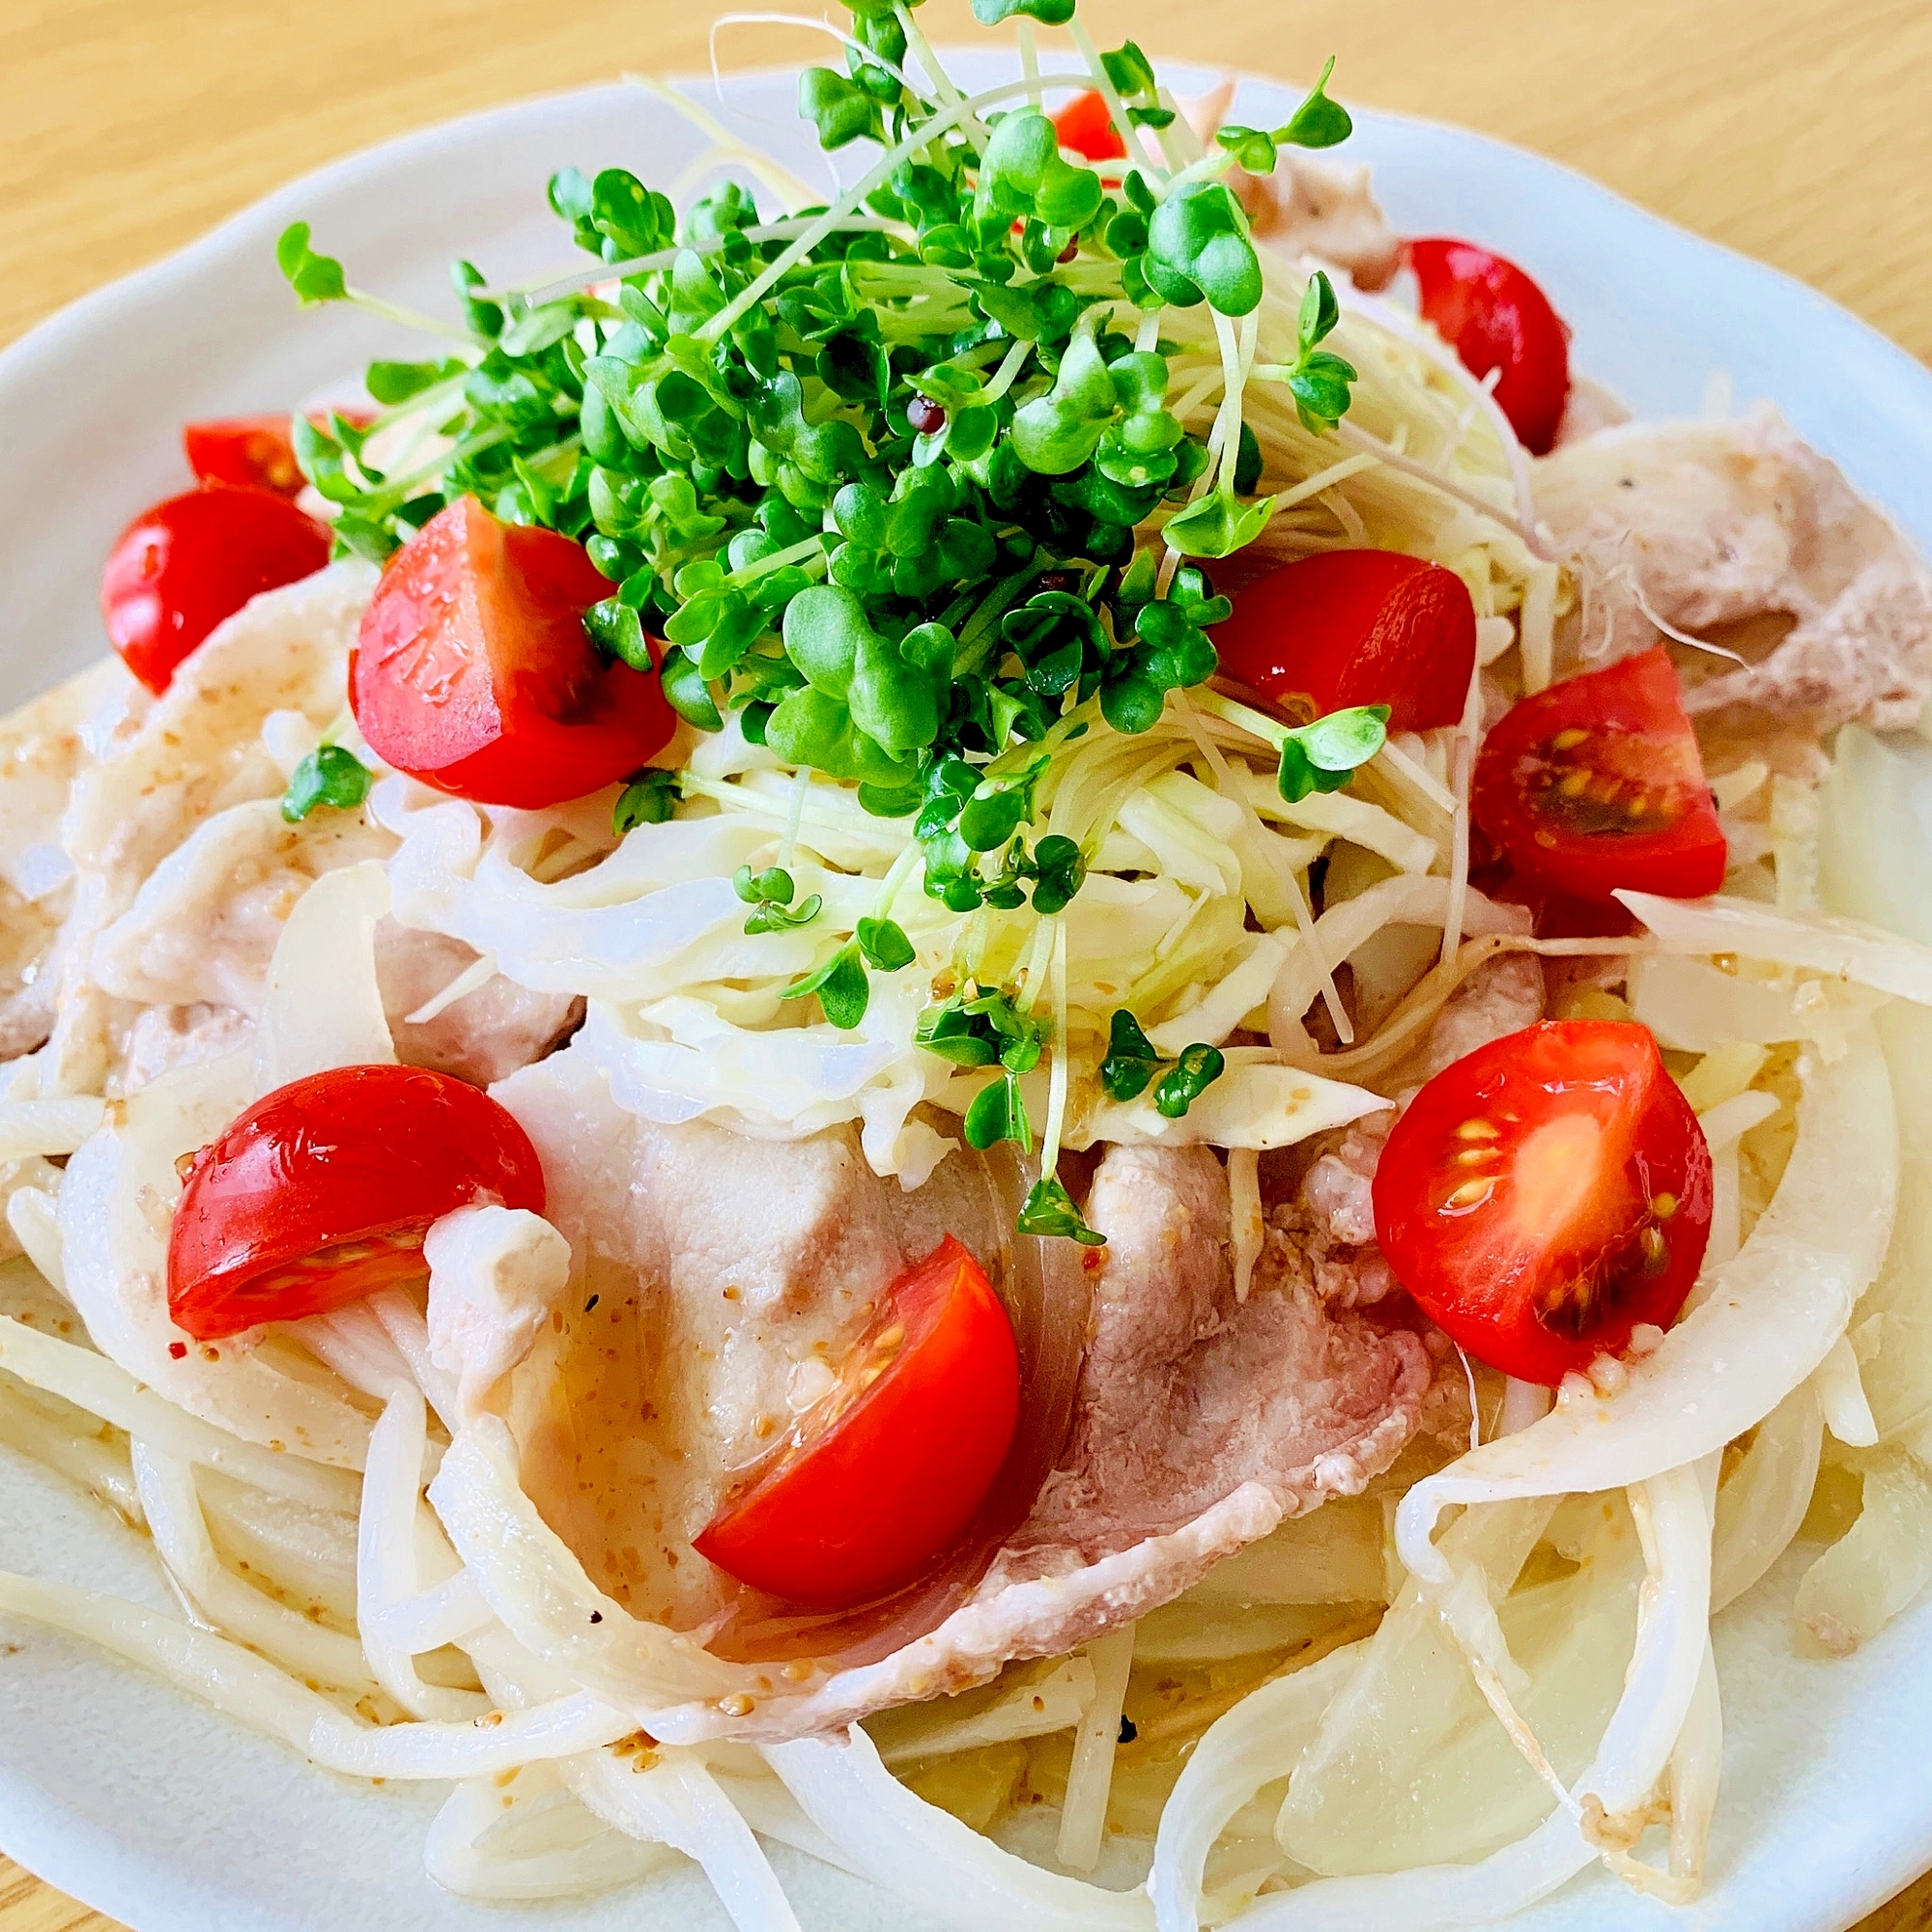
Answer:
[
  {"xmin": 493, "ymin": 1047, "xmax": 1432, "ymax": 1740},
  {"xmin": 375, "ymin": 922, "xmax": 583, "ymax": 1087},
  {"xmin": 1535, "ymin": 404, "xmax": 1932, "ymax": 732},
  {"xmin": 1007, "ymin": 1146, "xmax": 1427, "ymax": 1563}
]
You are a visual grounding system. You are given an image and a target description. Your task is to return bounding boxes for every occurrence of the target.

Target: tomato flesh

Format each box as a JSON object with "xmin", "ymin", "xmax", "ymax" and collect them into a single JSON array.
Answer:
[
  {"xmin": 1053, "ymin": 90, "xmax": 1126, "ymax": 162},
  {"xmin": 100, "ymin": 484, "xmax": 332, "ymax": 695},
  {"xmin": 695, "ymin": 1236, "xmax": 1021, "ymax": 1609},
  {"xmin": 352, "ymin": 496, "xmax": 674, "ymax": 809},
  {"xmin": 167, "ymin": 1064, "xmax": 547, "ymax": 1341},
  {"xmin": 1374, "ymin": 1020, "xmax": 1713, "ymax": 1385},
  {"xmin": 1408, "ymin": 238, "xmax": 1571, "ymax": 455},
  {"xmin": 184, "ymin": 411, "xmax": 377, "ymax": 498},
  {"xmin": 1210, "ymin": 550, "xmax": 1477, "ymax": 731},
  {"xmin": 1472, "ymin": 646, "xmax": 1726, "ymax": 907}
]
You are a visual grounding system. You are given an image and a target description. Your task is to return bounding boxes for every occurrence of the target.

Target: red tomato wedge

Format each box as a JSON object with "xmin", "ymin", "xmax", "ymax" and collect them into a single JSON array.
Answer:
[
  {"xmin": 1472, "ymin": 646, "xmax": 1726, "ymax": 908},
  {"xmin": 167, "ymin": 1065, "xmax": 547, "ymax": 1342},
  {"xmin": 100, "ymin": 484, "xmax": 332, "ymax": 695},
  {"xmin": 1210, "ymin": 550, "xmax": 1477, "ymax": 731},
  {"xmin": 1374, "ymin": 1020, "xmax": 1713, "ymax": 1385},
  {"xmin": 184, "ymin": 416, "xmax": 306, "ymax": 497},
  {"xmin": 1409, "ymin": 238, "xmax": 1571, "ymax": 455},
  {"xmin": 1053, "ymin": 89, "xmax": 1126, "ymax": 162},
  {"xmin": 695, "ymin": 1236, "xmax": 1021, "ymax": 1609},
  {"xmin": 184, "ymin": 411, "xmax": 378, "ymax": 499},
  {"xmin": 351, "ymin": 496, "xmax": 675, "ymax": 809}
]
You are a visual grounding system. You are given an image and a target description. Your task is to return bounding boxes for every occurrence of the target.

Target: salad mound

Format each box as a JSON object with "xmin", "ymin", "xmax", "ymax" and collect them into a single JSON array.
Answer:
[{"xmin": 0, "ymin": 4, "xmax": 1930, "ymax": 1927}]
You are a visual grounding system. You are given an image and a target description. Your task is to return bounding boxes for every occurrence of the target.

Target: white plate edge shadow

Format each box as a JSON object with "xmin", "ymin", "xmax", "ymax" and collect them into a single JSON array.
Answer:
[{"xmin": 0, "ymin": 50, "xmax": 1930, "ymax": 1932}]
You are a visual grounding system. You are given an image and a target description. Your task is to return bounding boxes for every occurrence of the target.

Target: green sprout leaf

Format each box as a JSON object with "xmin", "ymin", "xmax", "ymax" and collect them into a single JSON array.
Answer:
[
  {"xmin": 734, "ymin": 864, "xmax": 824, "ymax": 934},
  {"xmin": 781, "ymin": 941, "xmax": 871, "ymax": 1029},
  {"xmin": 1277, "ymin": 55, "xmax": 1352, "ymax": 150},
  {"xmin": 1142, "ymin": 182, "xmax": 1263, "ymax": 317},
  {"xmin": 1276, "ymin": 702, "xmax": 1390, "ymax": 802},
  {"xmin": 1100, "ymin": 1009, "xmax": 1162, "ymax": 1101},
  {"xmin": 1155, "ymin": 1043, "xmax": 1226, "ymax": 1119},
  {"xmin": 275, "ymin": 222, "xmax": 347, "ymax": 306},
  {"xmin": 1215, "ymin": 125, "xmax": 1278, "ymax": 176},
  {"xmin": 613, "ymin": 769, "xmax": 678, "ymax": 835},
  {"xmin": 856, "ymin": 916, "xmax": 916, "ymax": 972},
  {"xmin": 971, "ymin": 0, "xmax": 1075, "ymax": 25},
  {"xmin": 1018, "ymin": 1173, "xmax": 1106, "ymax": 1245},
  {"xmin": 964, "ymin": 1068, "xmax": 1032, "ymax": 1151},
  {"xmin": 280, "ymin": 745, "xmax": 371, "ymax": 824}
]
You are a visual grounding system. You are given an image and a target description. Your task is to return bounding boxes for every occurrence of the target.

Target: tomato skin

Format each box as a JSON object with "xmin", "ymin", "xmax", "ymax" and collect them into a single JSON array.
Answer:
[
  {"xmin": 1472, "ymin": 646, "xmax": 1726, "ymax": 908},
  {"xmin": 351, "ymin": 496, "xmax": 674, "ymax": 810},
  {"xmin": 184, "ymin": 415, "xmax": 306, "ymax": 497},
  {"xmin": 1375, "ymin": 1021, "xmax": 1712, "ymax": 1385},
  {"xmin": 100, "ymin": 485, "xmax": 332, "ymax": 695},
  {"xmin": 1053, "ymin": 90, "xmax": 1126, "ymax": 162},
  {"xmin": 1408, "ymin": 238, "xmax": 1571, "ymax": 455},
  {"xmin": 1210, "ymin": 550, "xmax": 1477, "ymax": 731},
  {"xmin": 695, "ymin": 1236, "xmax": 1022, "ymax": 1609},
  {"xmin": 167, "ymin": 1065, "xmax": 547, "ymax": 1342}
]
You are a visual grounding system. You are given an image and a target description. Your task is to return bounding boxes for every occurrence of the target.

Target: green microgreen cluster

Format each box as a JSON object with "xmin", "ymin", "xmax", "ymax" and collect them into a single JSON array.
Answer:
[
  {"xmin": 1274, "ymin": 702, "xmax": 1390, "ymax": 802},
  {"xmin": 275, "ymin": 5, "xmax": 1377, "ymax": 1244},
  {"xmin": 281, "ymin": 745, "xmax": 373, "ymax": 824},
  {"xmin": 1099, "ymin": 1009, "xmax": 1226, "ymax": 1118},
  {"xmin": 274, "ymin": 7, "xmax": 1360, "ymax": 819}
]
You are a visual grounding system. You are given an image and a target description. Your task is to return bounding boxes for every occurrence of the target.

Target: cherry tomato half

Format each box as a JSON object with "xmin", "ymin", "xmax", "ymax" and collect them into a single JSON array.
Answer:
[
  {"xmin": 695, "ymin": 1235, "xmax": 1021, "ymax": 1609},
  {"xmin": 1374, "ymin": 1020, "xmax": 1713, "ymax": 1385},
  {"xmin": 1472, "ymin": 646, "xmax": 1726, "ymax": 908},
  {"xmin": 1210, "ymin": 550, "xmax": 1477, "ymax": 731},
  {"xmin": 352, "ymin": 496, "xmax": 674, "ymax": 810},
  {"xmin": 1053, "ymin": 90, "xmax": 1126, "ymax": 162},
  {"xmin": 100, "ymin": 484, "xmax": 332, "ymax": 695},
  {"xmin": 1408, "ymin": 238, "xmax": 1571, "ymax": 455},
  {"xmin": 167, "ymin": 1064, "xmax": 547, "ymax": 1341}
]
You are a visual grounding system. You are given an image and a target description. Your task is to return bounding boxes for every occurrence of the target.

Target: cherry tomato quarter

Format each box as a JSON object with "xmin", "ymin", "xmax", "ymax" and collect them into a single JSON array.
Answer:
[
  {"xmin": 1408, "ymin": 238, "xmax": 1571, "ymax": 455},
  {"xmin": 694, "ymin": 1235, "xmax": 1022, "ymax": 1609},
  {"xmin": 1210, "ymin": 550, "xmax": 1477, "ymax": 731},
  {"xmin": 167, "ymin": 1064, "xmax": 547, "ymax": 1341},
  {"xmin": 1472, "ymin": 646, "xmax": 1726, "ymax": 908},
  {"xmin": 351, "ymin": 496, "xmax": 674, "ymax": 810},
  {"xmin": 184, "ymin": 416, "xmax": 304, "ymax": 497},
  {"xmin": 1374, "ymin": 1019, "xmax": 1713, "ymax": 1386},
  {"xmin": 1053, "ymin": 89, "xmax": 1126, "ymax": 161},
  {"xmin": 100, "ymin": 485, "xmax": 332, "ymax": 695}
]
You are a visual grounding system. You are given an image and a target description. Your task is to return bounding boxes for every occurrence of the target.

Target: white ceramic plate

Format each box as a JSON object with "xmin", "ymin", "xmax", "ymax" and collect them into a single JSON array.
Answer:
[{"xmin": 3, "ymin": 53, "xmax": 1930, "ymax": 1932}]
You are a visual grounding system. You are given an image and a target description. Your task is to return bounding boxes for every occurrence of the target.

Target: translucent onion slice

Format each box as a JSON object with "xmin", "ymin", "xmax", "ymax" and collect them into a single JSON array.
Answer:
[{"xmin": 762, "ymin": 1727, "xmax": 1155, "ymax": 1931}]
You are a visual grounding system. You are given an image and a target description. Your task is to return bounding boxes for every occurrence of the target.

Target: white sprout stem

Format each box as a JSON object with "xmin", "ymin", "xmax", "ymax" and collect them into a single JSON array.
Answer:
[
  {"xmin": 1066, "ymin": 18, "xmax": 1166, "ymax": 177},
  {"xmin": 700, "ymin": 73, "xmax": 1103, "ymax": 344},
  {"xmin": 346, "ymin": 288, "xmax": 474, "ymax": 345},
  {"xmin": 516, "ymin": 215, "xmax": 903, "ymax": 308},
  {"xmin": 1017, "ymin": 19, "xmax": 1041, "ymax": 107},
  {"xmin": 895, "ymin": 1, "xmax": 989, "ymax": 156},
  {"xmin": 627, "ymin": 70, "xmax": 820, "ymax": 213},
  {"xmin": 776, "ymin": 765, "xmax": 813, "ymax": 873},
  {"xmin": 712, "ymin": 13, "xmax": 918, "ymax": 100},
  {"xmin": 869, "ymin": 836, "xmax": 923, "ymax": 922},
  {"xmin": 981, "ymin": 336, "xmax": 1035, "ymax": 405}
]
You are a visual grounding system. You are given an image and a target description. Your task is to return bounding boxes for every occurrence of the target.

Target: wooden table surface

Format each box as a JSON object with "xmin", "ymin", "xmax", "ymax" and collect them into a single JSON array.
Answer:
[{"xmin": 1, "ymin": 0, "xmax": 1929, "ymax": 1927}]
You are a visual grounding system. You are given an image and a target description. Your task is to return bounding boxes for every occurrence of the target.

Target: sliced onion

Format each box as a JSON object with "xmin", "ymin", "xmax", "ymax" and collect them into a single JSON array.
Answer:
[
  {"xmin": 1710, "ymin": 1382, "xmax": 1823, "ymax": 1613},
  {"xmin": 252, "ymin": 858, "xmax": 396, "ymax": 1095},
  {"xmin": 762, "ymin": 1727, "xmax": 1154, "ymax": 1931}
]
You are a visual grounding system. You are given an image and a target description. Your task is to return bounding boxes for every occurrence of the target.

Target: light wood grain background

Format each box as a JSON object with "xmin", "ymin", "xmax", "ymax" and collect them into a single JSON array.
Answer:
[{"xmin": 1, "ymin": 1, "xmax": 1929, "ymax": 1927}]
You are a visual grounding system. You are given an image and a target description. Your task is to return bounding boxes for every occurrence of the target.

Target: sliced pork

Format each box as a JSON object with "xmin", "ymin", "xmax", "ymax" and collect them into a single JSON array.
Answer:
[{"xmin": 1536, "ymin": 405, "xmax": 1932, "ymax": 732}]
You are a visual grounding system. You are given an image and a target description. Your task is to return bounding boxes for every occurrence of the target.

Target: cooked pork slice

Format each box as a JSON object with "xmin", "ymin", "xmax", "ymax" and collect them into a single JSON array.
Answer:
[
  {"xmin": 493, "ymin": 1046, "xmax": 1433, "ymax": 1739},
  {"xmin": 1009, "ymin": 1145, "xmax": 1429, "ymax": 1561},
  {"xmin": 1536, "ymin": 405, "xmax": 1932, "ymax": 731},
  {"xmin": 118, "ymin": 1002, "xmax": 255, "ymax": 1096},
  {"xmin": 375, "ymin": 923, "xmax": 583, "ymax": 1087},
  {"xmin": 1413, "ymin": 952, "xmax": 1545, "ymax": 1082}
]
